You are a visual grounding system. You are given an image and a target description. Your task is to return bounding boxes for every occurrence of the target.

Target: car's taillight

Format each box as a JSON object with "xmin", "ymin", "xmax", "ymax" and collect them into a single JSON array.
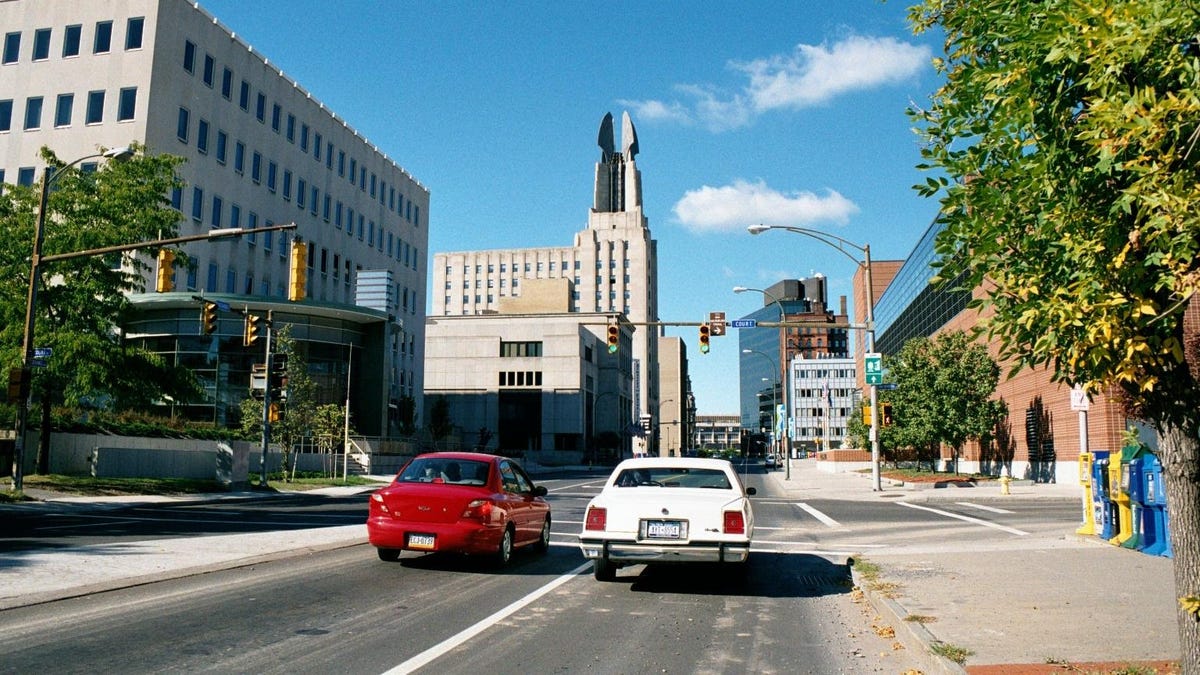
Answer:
[
  {"xmin": 463, "ymin": 498, "xmax": 495, "ymax": 521},
  {"xmin": 370, "ymin": 492, "xmax": 389, "ymax": 514},
  {"xmin": 723, "ymin": 510, "xmax": 745, "ymax": 535},
  {"xmin": 584, "ymin": 506, "xmax": 607, "ymax": 531}
]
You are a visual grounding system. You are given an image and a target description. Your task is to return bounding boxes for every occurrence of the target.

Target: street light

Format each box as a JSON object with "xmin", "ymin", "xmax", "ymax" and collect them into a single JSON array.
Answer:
[
  {"xmin": 658, "ymin": 398, "xmax": 675, "ymax": 457},
  {"xmin": 735, "ymin": 286, "xmax": 792, "ymax": 480},
  {"xmin": 743, "ymin": 348, "xmax": 786, "ymax": 478},
  {"xmin": 11, "ymin": 147, "xmax": 132, "ymax": 491},
  {"xmin": 748, "ymin": 223, "xmax": 881, "ymax": 491}
]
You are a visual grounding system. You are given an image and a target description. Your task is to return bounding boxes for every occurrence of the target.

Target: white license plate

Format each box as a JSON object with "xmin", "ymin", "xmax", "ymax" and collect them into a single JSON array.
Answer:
[
  {"xmin": 407, "ymin": 533, "xmax": 435, "ymax": 549},
  {"xmin": 645, "ymin": 520, "xmax": 683, "ymax": 539}
]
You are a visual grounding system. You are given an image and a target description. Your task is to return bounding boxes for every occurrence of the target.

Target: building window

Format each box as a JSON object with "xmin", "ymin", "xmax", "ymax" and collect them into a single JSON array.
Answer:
[
  {"xmin": 18, "ymin": 167, "xmax": 36, "ymax": 187},
  {"xmin": 196, "ymin": 119, "xmax": 209, "ymax": 154},
  {"xmin": 300, "ymin": 124, "xmax": 309, "ymax": 152},
  {"xmin": 191, "ymin": 187, "xmax": 203, "ymax": 221},
  {"xmin": 296, "ymin": 178, "xmax": 306, "ymax": 208},
  {"xmin": 117, "ymin": 87, "xmax": 136, "ymax": 121},
  {"xmin": 282, "ymin": 170, "xmax": 292, "ymax": 201},
  {"xmin": 251, "ymin": 152, "xmax": 262, "ymax": 183},
  {"xmin": 63, "ymin": 25, "xmax": 81, "ymax": 57},
  {"xmin": 230, "ymin": 203, "xmax": 241, "ymax": 229},
  {"xmin": 500, "ymin": 341, "xmax": 543, "ymax": 357},
  {"xmin": 255, "ymin": 93, "xmax": 265, "ymax": 122},
  {"xmin": 215, "ymin": 130, "xmax": 227, "ymax": 163},
  {"xmin": 3, "ymin": 32, "xmax": 20, "ymax": 65},
  {"xmin": 55, "ymin": 94, "xmax": 74, "ymax": 127},
  {"xmin": 239, "ymin": 80, "xmax": 250, "ymax": 110},
  {"xmin": 234, "ymin": 141, "xmax": 245, "ymax": 173},
  {"xmin": 266, "ymin": 161, "xmax": 277, "ymax": 192},
  {"xmin": 271, "ymin": 103, "xmax": 281, "ymax": 132},
  {"xmin": 314, "ymin": 133, "xmax": 323, "ymax": 160},
  {"xmin": 202, "ymin": 54, "xmax": 215, "ymax": 87},
  {"xmin": 206, "ymin": 262, "xmax": 218, "ymax": 293},
  {"xmin": 24, "ymin": 96, "xmax": 43, "ymax": 130},
  {"xmin": 176, "ymin": 107, "xmax": 189, "ymax": 142},
  {"xmin": 211, "ymin": 195, "xmax": 223, "ymax": 228},
  {"xmin": 85, "ymin": 90, "xmax": 104, "ymax": 124},
  {"xmin": 126, "ymin": 17, "xmax": 144, "ymax": 50},
  {"xmin": 285, "ymin": 114, "xmax": 295, "ymax": 142},
  {"xmin": 170, "ymin": 186, "xmax": 182, "ymax": 210},
  {"xmin": 93, "ymin": 21, "xmax": 113, "ymax": 54},
  {"xmin": 183, "ymin": 40, "xmax": 195, "ymax": 73},
  {"xmin": 32, "ymin": 29, "xmax": 51, "ymax": 61}
]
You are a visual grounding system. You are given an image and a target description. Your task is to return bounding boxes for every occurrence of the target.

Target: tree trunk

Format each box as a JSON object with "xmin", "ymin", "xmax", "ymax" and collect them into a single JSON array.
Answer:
[
  {"xmin": 36, "ymin": 394, "xmax": 51, "ymax": 474},
  {"xmin": 1159, "ymin": 422, "xmax": 1200, "ymax": 672}
]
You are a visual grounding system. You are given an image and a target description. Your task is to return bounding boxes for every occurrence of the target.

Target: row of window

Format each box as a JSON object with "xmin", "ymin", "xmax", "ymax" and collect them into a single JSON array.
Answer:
[
  {"xmin": 498, "ymin": 371, "xmax": 544, "ymax": 387},
  {"xmin": 178, "ymin": 38, "xmax": 422, "ymax": 228},
  {"xmin": 0, "ymin": 88, "xmax": 137, "ymax": 133},
  {"xmin": 444, "ymin": 297, "xmax": 632, "ymax": 316},
  {"xmin": 450, "ymin": 259, "xmax": 631, "ymax": 275},
  {"xmin": 175, "ymin": 105, "xmax": 420, "ymax": 267},
  {"xmin": 173, "ymin": 180, "xmax": 421, "ymax": 273},
  {"xmin": 2, "ymin": 17, "xmax": 143, "ymax": 65}
]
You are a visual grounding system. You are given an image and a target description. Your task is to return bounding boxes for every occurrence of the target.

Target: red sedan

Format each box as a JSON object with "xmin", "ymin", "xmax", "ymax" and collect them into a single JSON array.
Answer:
[{"xmin": 367, "ymin": 452, "xmax": 552, "ymax": 565}]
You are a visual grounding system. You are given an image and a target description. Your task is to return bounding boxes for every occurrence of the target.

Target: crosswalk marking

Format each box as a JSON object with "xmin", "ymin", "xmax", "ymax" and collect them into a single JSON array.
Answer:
[
  {"xmin": 956, "ymin": 501, "xmax": 1014, "ymax": 514},
  {"xmin": 794, "ymin": 502, "xmax": 842, "ymax": 528},
  {"xmin": 898, "ymin": 501, "xmax": 1029, "ymax": 535}
]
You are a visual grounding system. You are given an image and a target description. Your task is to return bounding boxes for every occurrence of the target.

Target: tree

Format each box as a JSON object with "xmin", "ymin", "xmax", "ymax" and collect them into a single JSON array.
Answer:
[
  {"xmin": 238, "ymin": 326, "xmax": 318, "ymax": 482},
  {"xmin": 427, "ymin": 396, "xmax": 453, "ymax": 447},
  {"xmin": 0, "ymin": 145, "xmax": 198, "ymax": 472},
  {"xmin": 886, "ymin": 333, "xmax": 1007, "ymax": 474},
  {"xmin": 909, "ymin": 1, "xmax": 1200, "ymax": 667}
]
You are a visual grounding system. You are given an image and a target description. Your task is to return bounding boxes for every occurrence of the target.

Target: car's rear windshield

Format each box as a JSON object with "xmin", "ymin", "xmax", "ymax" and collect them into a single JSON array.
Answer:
[
  {"xmin": 397, "ymin": 458, "xmax": 490, "ymax": 486},
  {"xmin": 613, "ymin": 467, "xmax": 732, "ymax": 489}
]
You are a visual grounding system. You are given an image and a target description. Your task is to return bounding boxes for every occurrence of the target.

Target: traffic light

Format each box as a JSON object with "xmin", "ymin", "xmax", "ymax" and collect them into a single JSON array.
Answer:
[
  {"xmin": 155, "ymin": 250, "xmax": 175, "ymax": 293},
  {"xmin": 862, "ymin": 404, "xmax": 873, "ymax": 426},
  {"xmin": 268, "ymin": 402, "xmax": 281, "ymax": 423},
  {"xmin": 699, "ymin": 323, "xmax": 711, "ymax": 354},
  {"xmin": 606, "ymin": 319, "xmax": 619, "ymax": 354},
  {"xmin": 243, "ymin": 314, "xmax": 262, "ymax": 347},
  {"xmin": 201, "ymin": 301, "xmax": 218, "ymax": 335},
  {"xmin": 288, "ymin": 240, "xmax": 308, "ymax": 301},
  {"xmin": 882, "ymin": 402, "xmax": 894, "ymax": 427}
]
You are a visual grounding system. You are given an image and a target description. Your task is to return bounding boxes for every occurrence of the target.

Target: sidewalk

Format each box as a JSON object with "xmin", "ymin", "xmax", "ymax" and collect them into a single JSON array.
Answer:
[{"xmin": 765, "ymin": 458, "xmax": 1180, "ymax": 674}]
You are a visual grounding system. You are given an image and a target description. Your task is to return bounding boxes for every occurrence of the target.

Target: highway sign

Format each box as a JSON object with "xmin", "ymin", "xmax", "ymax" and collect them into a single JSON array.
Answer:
[
  {"xmin": 729, "ymin": 319, "xmax": 757, "ymax": 328},
  {"xmin": 864, "ymin": 352, "xmax": 883, "ymax": 385}
]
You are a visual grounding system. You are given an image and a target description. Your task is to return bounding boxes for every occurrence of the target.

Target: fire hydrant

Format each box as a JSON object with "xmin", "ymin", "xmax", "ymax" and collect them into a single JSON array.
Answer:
[{"xmin": 999, "ymin": 475, "xmax": 1012, "ymax": 496}]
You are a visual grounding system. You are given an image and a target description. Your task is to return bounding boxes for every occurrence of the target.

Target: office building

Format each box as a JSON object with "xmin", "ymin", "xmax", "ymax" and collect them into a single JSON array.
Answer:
[{"xmin": 0, "ymin": 0, "xmax": 428, "ymax": 435}]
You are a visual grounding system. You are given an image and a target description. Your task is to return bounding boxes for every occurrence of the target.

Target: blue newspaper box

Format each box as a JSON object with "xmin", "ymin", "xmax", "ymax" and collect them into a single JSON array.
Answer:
[
  {"xmin": 1140, "ymin": 454, "xmax": 1171, "ymax": 558},
  {"xmin": 1124, "ymin": 457, "xmax": 1145, "ymax": 550},
  {"xmin": 1091, "ymin": 451, "xmax": 1113, "ymax": 540}
]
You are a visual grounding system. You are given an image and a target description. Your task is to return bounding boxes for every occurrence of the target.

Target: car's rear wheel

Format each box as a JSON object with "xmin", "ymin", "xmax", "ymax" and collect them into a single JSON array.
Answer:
[
  {"xmin": 534, "ymin": 516, "xmax": 551, "ymax": 554},
  {"xmin": 377, "ymin": 548, "xmax": 400, "ymax": 562},
  {"xmin": 494, "ymin": 527, "xmax": 514, "ymax": 566},
  {"xmin": 593, "ymin": 557, "xmax": 615, "ymax": 581}
]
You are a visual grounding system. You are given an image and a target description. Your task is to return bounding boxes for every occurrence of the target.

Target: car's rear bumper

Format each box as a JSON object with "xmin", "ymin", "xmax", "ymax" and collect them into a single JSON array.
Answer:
[
  {"xmin": 578, "ymin": 538, "xmax": 751, "ymax": 564},
  {"xmin": 368, "ymin": 516, "xmax": 501, "ymax": 555}
]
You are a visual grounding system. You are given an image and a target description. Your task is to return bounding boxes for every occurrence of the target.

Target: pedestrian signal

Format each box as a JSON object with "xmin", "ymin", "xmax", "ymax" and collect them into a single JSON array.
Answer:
[{"xmin": 882, "ymin": 402, "xmax": 894, "ymax": 427}]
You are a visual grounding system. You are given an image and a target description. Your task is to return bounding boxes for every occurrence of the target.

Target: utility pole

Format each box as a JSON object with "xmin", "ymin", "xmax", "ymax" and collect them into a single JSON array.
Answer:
[{"xmin": 259, "ymin": 310, "xmax": 273, "ymax": 487}]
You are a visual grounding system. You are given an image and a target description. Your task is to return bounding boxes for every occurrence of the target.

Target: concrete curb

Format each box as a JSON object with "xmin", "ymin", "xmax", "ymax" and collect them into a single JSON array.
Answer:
[{"xmin": 851, "ymin": 565, "xmax": 969, "ymax": 675}]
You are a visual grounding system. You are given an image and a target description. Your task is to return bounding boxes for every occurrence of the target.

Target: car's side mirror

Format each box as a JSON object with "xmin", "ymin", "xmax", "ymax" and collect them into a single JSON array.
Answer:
[
  {"xmin": 532, "ymin": 485, "xmax": 548, "ymax": 497},
  {"xmin": 745, "ymin": 487, "xmax": 757, "ymax": 496}
]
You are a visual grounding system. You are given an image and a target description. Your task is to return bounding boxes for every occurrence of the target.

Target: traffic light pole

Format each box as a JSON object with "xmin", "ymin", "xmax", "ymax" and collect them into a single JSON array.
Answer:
[{"xmin": 259, "ymin": 310, "xmax": 274, "ymax": 488}]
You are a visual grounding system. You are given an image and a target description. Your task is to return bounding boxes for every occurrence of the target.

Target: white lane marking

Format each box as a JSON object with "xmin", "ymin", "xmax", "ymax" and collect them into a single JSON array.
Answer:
[
  {"xmin": 795, "ymin": 502, "xmax": 841, "ymax": 529},
  {"xmin": 956, "ymin": 501, "xmax": 1014, "ymax": 514},
  {"xmin": 898, "ymin": 501, "xmax": 1029, "ymax": 536},
  {"xmin": 546, "ymin": 479, "xmax": 603, "ymax": 492},
  {"xmin": 383, "ymin": 562, "xmax": 591, "ymax": 674}
]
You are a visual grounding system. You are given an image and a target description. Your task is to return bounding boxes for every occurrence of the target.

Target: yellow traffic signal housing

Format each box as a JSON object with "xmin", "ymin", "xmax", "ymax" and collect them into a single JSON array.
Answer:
[
  {"xmin": 268, "ymin": 402, "xmax": 281, "ymax": 423},
  {"xmin": 699, "ymin": 323, "xmax": 711, "ymax": 354},
  {"xmin": 288, "ymin": 240, "xmax": 308, "ymax": 301},
  {"xmin": 862, "ymin": 404, "xmax": 873, "ymax": 426},
  {"xmin": 606, "ymin": 319, "xmax": 619, "ymax": 354},
  {"xmin": 155, "ymin": 250, "xmax": 175, "ymax": 293},
  {"xmin": 201, "ymin": 301, "xmax": 218, "ymax": 335},
  {"xmin": 244, "ymin": 314, "xmax": 262, "ymax": 347}
]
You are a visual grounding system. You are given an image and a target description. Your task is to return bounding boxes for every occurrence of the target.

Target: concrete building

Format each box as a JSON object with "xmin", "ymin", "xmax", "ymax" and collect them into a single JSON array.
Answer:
[
  {"xmin": 0, "ymin": 0, "xmax": 428, "ymax": 435},
  {"xmin": 692, "ymin": 415, "xmax": 741, "ymax": 453},
  {"xmin": 657, "ymin": 335, "xmax": 690, "ymax": 457},
  {"xmin": 433, "ymin": 112, "xmax": 659, "ymax": 439},
  {"xmin": 789, "ymin": 354, "xmax": 857, "ymax": 453},
  {"xmin": 424, "ymin": 279, "xmax": 634, "ymax": 458},
  {"xmin": 737, "ymin": 277, "xmax": 849, "ymax": 456}
]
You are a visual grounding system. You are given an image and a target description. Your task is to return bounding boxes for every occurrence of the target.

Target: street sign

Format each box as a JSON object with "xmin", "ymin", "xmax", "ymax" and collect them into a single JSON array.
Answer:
[
  {"xmin": 708, "ymin": 311, "xmax": 726, "ymax": 336},
  {"xmin": 730, "ymin": 319, "xmax": 757, "ymax": 328},
  {"xmin": 1070, "ymin": 385, "xmax": 1090, "ymax": 412},
  {"xmin": 864, "ymin": 352, "xmax": 883, "ymax": 385},
  {"xmin": 34, "ymin": 347, "xmax": 52, "ymax": 359},
  {"xmin": 878, "ymin": 382, "xmax": 898, "ymax": 391},
  {"xmin": 30, "ymin": 359, "xmax": 47, "ymax": 369}
]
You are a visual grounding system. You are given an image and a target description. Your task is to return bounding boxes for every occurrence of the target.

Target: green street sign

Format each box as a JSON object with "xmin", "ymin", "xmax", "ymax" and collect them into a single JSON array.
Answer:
[{"xmin": 864, "ymin": 352, "xmax": 883, "ymax": 385}]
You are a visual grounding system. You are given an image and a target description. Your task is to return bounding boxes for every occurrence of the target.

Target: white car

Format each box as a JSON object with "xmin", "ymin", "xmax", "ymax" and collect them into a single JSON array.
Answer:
[
  {"xmin": 764, "ymin": 453, "xmax": 778, "ymax": 469},
  {"xmin": 579, "ymin": 457, "xmax": 756, "ymax": 581}
]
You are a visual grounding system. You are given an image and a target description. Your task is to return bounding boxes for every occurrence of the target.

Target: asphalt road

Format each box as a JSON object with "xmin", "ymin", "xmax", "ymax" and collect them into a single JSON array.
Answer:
[{"xmin": 0, "ymin": 466, "xmax": 1085, "ymax": 674}]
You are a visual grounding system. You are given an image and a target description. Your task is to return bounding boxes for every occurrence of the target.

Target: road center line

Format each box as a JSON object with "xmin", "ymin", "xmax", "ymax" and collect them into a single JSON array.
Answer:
[
  {"xmin": 794, "ymin": 502, "xmax": 841, "ymax": 528},
  {"xmin": 383, "ymin": 562, "xmax": 591, "ymax": 674},
  {"xmin": 956, "ymin": 501, "xmax": 1014, "ymax": 514},
  {"xmin": 898, "ymin": 501, "xmax": 1028, "ymax": 535}
]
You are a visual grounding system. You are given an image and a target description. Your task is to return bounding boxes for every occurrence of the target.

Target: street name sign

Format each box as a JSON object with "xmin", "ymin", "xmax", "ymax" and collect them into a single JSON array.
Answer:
[{"xmin": 729, "ymin": 319, "xmax": 757, "ymax": 328}]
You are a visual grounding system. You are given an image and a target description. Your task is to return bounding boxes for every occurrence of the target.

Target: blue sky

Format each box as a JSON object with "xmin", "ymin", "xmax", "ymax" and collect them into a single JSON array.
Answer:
[{"xmin": 200, "ymin": 0, "xmax": 945, "ymax": 415}]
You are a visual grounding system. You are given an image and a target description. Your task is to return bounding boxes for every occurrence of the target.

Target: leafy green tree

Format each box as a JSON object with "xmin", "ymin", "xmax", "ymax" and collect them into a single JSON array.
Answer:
[
  {"xmin": 909, "ymin": 0, "xmax": 1200, "ymax": 664},
  {"xmin": 0, "ymin": 145, "xmax": 198, "ymax": 472},
  {"xmin": 239, "ymin": 326, "xmax": 318, "ymax": 482},
  {"xmin": 427, "ymin": 396, "xmax": 453, "ymax": 446},
  {"xmin": 886, "ymin": 333, "xmax": 1007, "ymax": 473}
]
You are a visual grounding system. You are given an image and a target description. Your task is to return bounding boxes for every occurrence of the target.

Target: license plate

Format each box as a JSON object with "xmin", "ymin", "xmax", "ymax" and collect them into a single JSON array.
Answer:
[
  {"xmin": 407, "ymin": 533, "xmax": 435, "ymax": 549},
  {"xmin": 645, "ymin": 520, "xmax": 683, "ymax": 539}
]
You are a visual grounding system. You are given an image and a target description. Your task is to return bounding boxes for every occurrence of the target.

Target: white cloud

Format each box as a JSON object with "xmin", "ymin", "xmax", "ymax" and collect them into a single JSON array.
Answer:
[
  {"xmin": 625, "ymin": 35, "xmax": 930, "ymax": 132},
  {"xmin": 672, "ymin": 179, "xmax": 859, "ymax": 233}
]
